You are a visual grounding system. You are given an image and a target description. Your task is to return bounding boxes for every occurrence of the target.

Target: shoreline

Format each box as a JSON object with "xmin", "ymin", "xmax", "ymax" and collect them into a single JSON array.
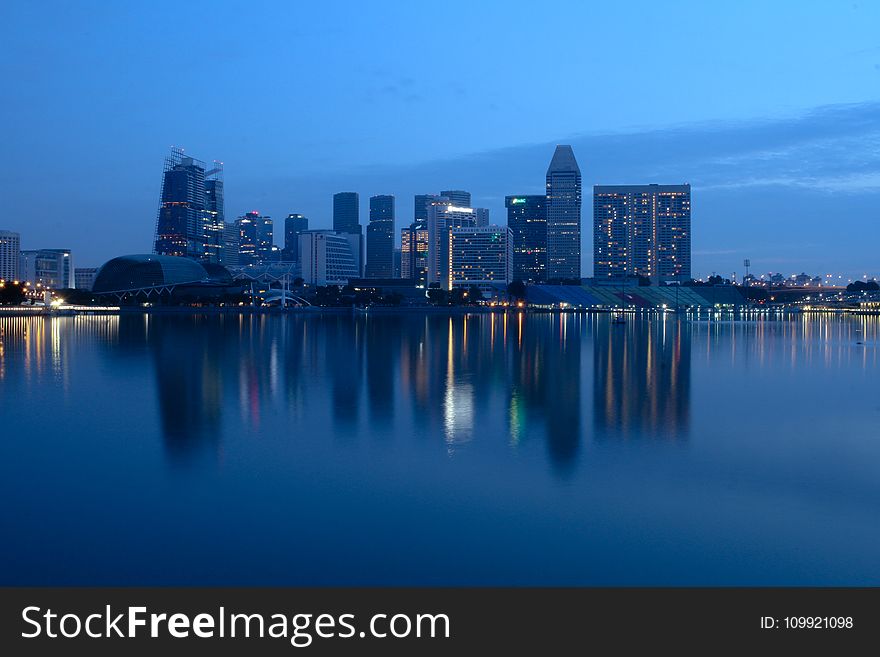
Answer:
[{"xmin": 0, "ymin": 305, "xmax": 877, "ymax": 318}]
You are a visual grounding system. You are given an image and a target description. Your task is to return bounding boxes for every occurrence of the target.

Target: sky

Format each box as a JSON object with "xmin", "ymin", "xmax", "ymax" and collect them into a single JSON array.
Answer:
[{"xmin": 1, "ymin": 0, "xmax": 879, "ymax": 279}]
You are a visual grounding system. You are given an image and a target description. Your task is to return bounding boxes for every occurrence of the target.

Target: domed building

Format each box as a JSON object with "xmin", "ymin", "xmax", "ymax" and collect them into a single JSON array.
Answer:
[{"xmin": 93, "ymin": 255, "xmax": 237, "ymax": 303}]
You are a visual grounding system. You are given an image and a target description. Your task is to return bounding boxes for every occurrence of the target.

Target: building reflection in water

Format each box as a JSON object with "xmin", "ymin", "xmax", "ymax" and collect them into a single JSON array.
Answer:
[
  {"xmin": 508, "ymin": 313, "xmax": 582, "ymax": 473},
  {"xmin": 114, "ymin": 315, "xmax": 223, "ymax": 465},
  {"xmin": 9, "ymin": 312, "xmax": 879, "ymax": 479},
  {"xmin": 593, "ymin": 317, "xmax": 691, "ymax": 442}
]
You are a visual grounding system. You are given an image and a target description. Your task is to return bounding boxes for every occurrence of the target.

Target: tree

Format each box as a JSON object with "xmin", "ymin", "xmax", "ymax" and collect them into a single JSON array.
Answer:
[
  {"xmin": 467, "ymin": 285, "xmax": 484, "ymax": 304},
  {"xmin": 507, "ymin": 280, "xmax": 527, "ymax": 300},
  {"xmin": 427, "ymin": 284, "xmax": 448, "ymax": 306},
  {"xmin": 847, "ymin": 280, "xmax": 879, "ymax": 293},
  {"xmin": 0, "ymin": 281, "xmax": 26, "ymax": 306}
]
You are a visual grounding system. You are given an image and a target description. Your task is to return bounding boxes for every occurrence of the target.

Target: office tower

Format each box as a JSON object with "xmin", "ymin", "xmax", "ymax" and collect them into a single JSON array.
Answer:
[
  {"xmin": 401, "ymin": 221, "xmax": 429, "ymax": 286},
  {"xmin": 234, "ymin": 211, "xmax": 273, "ymax": 265},
  {"xmin": 366, "ymin": 194, "xmax": 395, "ymax": 278},
  {"xmin": 426, "ymin": 199, "xmax": 478, "ymax": 289},
  {"xmin": 299, "ymin": 230, "xmax": 359, "ymax": 285},
  {"xmin": 333, "ymin": 192, "xmax": 360, "ymax": 233},
  {"xmin": 0, "ymin": 230, "xmax": 20, "ymax": 281},
  {"xmin": 392, "ymin": 248, "xmax": 401, "ymax": 279},
  {"xmin": 414, "ymin": 194, "xmax": 441, "ymax": 222},
  {"xmin": 475, "ymin": 208, "xmax": 490, "ymax": 227},
  {"xmin": 545, "ymin": 145, "xmax": 582, "ymax": 281},
  {"xmin": 203, "ymin": 163, "xmax": 224, "ymax": 264},
  {"xmin": 593, "ymin": 184, "xmax": 691, "ymax": 280},
  {"xmin": 19, "ymin": 249, "xmax": 73, "ymax": 288},
  {"xmin": 449, "ymin": 225, "xmax": 513, "ymax": 290},
  {"xmin": 255, "ymin": 214, "xmax": 274, "ymax": 263},
  {"xmin": 440, "ymin": 190, "xmax": 471, "ymax": 208},
  {"xmin": 222, "ymin": 222, "xmax": 240, "ymax": 266},
  {"xmin": 283, "ymin": 214, "xmax": 309, "ymax": 262},
  {"xmin": 154, "ymin": 147, "xmax": 213, "ymax": 261},
  {"xmin": 505, "ymin": 195, "xmax": 547, "ymax": 283},
  {"xmin": 333, "ymin": 192, "xmax": 363, "ymax": 276},
  {"xmin": 236, "ymin": 213, "xmax": 257, "ymax": 266},
  {"xmin": 75, "ymin": 267, "xmax": 98, "ymax": 291}
]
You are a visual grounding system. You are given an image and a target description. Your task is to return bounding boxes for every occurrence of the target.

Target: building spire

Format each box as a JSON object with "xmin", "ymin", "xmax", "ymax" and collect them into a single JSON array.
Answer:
[{"xmin": 546, "ymin": 145, "xmax": 580, "ymax": 175}]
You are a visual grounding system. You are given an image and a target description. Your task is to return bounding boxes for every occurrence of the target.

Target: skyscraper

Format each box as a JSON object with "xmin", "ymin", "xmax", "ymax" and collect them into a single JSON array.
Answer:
[
  {"xmin": 426, "ymin": 199, "xmax": 478, "ymax": 289},
  {"xmin": 545, "ymin": 145, "xmax": 582, "ymax": 281},
  {"xmin": 401, "ymin": 222, "xmax": 429, "ymax": 285},
  {"xmin": 440, "ymin": 190, "xmax": 471, "ymax": 208},
  {"xmin": 235, "ymin": 212, "xmax": 262, "ymax": 266},
  {"xmin": 475, "ymin": 208, "xmax": 490, "ymax": 227},
  {"xmin": 593, "ymin": 184, "xmax": 691, "ymax": 280},
  {"xmin": 154, "ymin": 147, "xmax": 213, "ymax": 261},
  {"xmin": 333, "ymin": 192, "xmax": 360, "ymax": 233},
  {"xmin": 0, "ymin": 230, "xmax": 20, "ymax": 281},
  {"xmin": 414, "ymin": 194, "xmax": 440, "ymax": 222},
  {"xmin": 235, "ymin": 211, "xmax": 275, "ymax": 265},
  {"xmin": 505, "ymin": 195, "xmax": 547, "ymax": 283},
  {"xmin": 333, "ymin": 192, "xmax": 362, "ymax": 275},
  {"xmin": 221, "ymin": 222, "xmax": 240, "ymax": 266},
  {"xmin": 366, "ymin": 194, "xmax": 395, "ymax": 278},
  {"xmin": 283, "ymin": 214, "xmax": 309, "ymax": 262},
  {"xmin": 449, "ymin": 225, "xmax": 513, "ymax": 291},
  {"xmin": 203, "ymin": 163, "xmax": 224, "ymax": 264}
]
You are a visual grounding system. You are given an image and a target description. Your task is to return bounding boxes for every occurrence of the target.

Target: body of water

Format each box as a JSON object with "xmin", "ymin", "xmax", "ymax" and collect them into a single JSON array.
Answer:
[{"xmin": 1, "ymin": 312, "xmax": 878, "ymax": 585}]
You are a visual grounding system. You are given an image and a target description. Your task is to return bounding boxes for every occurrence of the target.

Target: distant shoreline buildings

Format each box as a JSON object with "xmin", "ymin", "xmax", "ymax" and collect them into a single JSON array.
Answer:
[{"xmin": 3, "ymin": 143, "xmax": 872, "ymax": 307}]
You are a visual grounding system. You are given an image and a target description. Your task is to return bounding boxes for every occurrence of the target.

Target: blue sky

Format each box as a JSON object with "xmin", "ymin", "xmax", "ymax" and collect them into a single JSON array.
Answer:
[{"xmin": 1, "ymin": 0, "xmax": 879, "ymax": 278}]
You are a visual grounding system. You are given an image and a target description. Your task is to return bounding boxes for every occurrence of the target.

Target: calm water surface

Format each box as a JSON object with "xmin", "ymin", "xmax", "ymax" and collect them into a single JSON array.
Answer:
[{"xmin": 1, "ymin": 312, "xmax": 878, "ymax": 585}]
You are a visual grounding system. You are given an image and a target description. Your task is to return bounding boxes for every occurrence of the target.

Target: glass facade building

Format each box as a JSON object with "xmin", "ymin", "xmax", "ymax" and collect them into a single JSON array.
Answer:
[
  {"xmin": 283, "ymin": 214, "xmax": 309, "ymax": 262},
  {"xmin": 154, "ymin": 148, "xmax": 213, "ymax": 261},
  {"xmin": 545, "ymin": 145, "xmax": 582, "ymax": 281},
  {"xmin": 505, "ymin": 195, "xmax": 546, "ymax": 283},
  {"xmin": 365, "ymin": 195, "xmax": 395, "ymax": 278}
]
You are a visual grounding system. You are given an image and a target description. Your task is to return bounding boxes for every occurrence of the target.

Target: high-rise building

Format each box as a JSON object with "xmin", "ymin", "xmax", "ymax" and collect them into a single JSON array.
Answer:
[
  {"xmin": 593, "ymin": 184, "xmax": 691, "ymax": 280},
  {"xmin": 333, "ymin": 192, "xmax": 360, "ymax": 233},
  {"xmin": 333, "ymin": 192, "xmax": 362, "ymax": 276},
  {"xmin": 449, "ymin": 225, "xmax": 513, "ymax": 291},
  {"xmin": 299, "ymin": 230, "xmax": 359, "ymax": 286},
  {"xmin": 392, "ymin": 248, "xmax": 401, "ymax": 279},
  {"xmin": 235, "ymin": 213, "xmax": 257, "ymax": 266},
  {"xmin": 427, "ymin": 200, "xmax": 478, "ymax": 289},
  {"xmin": 0, "ymin": 230, "xmax": 20, "ymax": 281},
  {"xmin": 414, "ymin": 194, "xmax": 441, "ymax": 222},
  {"xmin": 19, "ymin": 249, "xmax": 73, "ymax": 288},
  {"xmin": 154, "ymin": 147, "xmax": 214, "ymax": 261},
  {"xmin": 545, "ymin": 145, "xmax": 582, "ymax": 281},
  {"xmin": 366, "ymin": 194, "xmax": 395, "ymax": 278},
  {"xmin": 234, "ymin": 211, "xmax": 273, "ymax": 266},
  {"xmin": 203, "ymin": 163, "xmax": 224, "ymax": 264},
  {"xmin": 283, "ymin": 214, "xmax": 309, "ymax": 262},
  {"xmin": 440, "ymin": 190, "xmax": 471, "ymax": 208},
  {"xmin": 505, "ymin": 195, "xmax": 547, "ymax": 283},
  {"xmin": 75, "ymin": 267, "xmax": 98, "ymax": 291},
  {"xmin": 221, "ymin": 222, "xmax": 240, "ymax": 266},
  {"xmin": 475, "ymin": 208, "xmax": 490, "ymax": 227},
  {"xmin": 255, "ymin": 213, "xmax": 273, "ymax": 263},
  {"xmin": 401, "ymin": 221, "xmax": 429, "ymax": 285}
]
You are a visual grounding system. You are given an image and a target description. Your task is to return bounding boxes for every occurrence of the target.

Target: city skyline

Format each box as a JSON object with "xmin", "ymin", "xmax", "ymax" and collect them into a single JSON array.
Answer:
[{"xmin": 2, "ymin": 2, "xmax": 879, "ymax": 279}]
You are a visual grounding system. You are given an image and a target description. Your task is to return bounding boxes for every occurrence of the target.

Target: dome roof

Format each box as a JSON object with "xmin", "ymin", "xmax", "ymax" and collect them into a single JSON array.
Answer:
[{"xmin": 93, "ymin": 255, "xmax": 210, "ymax": 293}]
